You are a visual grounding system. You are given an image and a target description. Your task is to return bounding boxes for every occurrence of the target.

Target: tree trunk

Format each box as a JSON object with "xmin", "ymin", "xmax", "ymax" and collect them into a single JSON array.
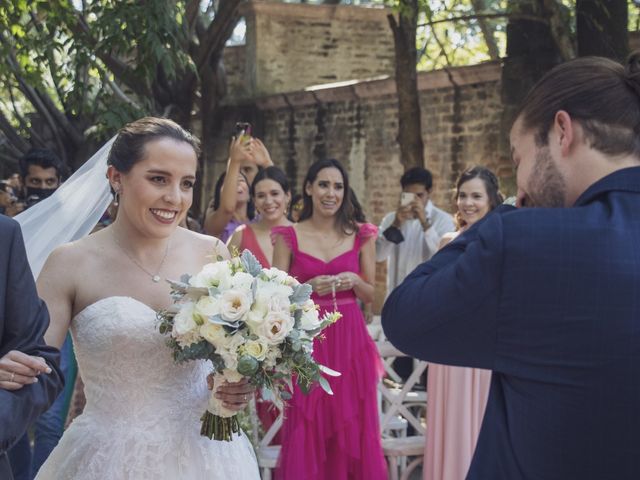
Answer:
[
  {"xmin": 388, "ymin": 0, "xmax": 424, "ymax": 171},
  {"xmin": 577, "ymin": 0, "xmax": 628, "ymax": 61},
  {"xmin": 499, "ymin": 0, "xmax": 564, "ymax": 191}
]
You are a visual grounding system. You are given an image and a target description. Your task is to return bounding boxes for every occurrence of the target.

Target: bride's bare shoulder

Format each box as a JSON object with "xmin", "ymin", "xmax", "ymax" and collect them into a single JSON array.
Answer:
[
  {"xmin": 178, "ymin": 227, "xmax": 230, "ymax": 261},
  {"xmin": 43, "ymin": 228, "xmax": 111, "ymax": 270}
]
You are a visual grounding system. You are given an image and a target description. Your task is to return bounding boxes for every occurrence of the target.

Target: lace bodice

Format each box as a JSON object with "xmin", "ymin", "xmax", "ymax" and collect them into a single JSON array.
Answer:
[
  {"xmin": 71, "ymin": 296, "xmax": 209, "ymax": 424},
  {"xmin": 36, "ymin": 296, "xmax": 259, "ymax": 480}
]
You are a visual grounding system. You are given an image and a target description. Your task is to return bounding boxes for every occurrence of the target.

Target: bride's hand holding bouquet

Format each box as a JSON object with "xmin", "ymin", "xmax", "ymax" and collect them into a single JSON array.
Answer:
[{"xmin": 158, "ymin": 250, "xmax": 341, "ymax": 441}]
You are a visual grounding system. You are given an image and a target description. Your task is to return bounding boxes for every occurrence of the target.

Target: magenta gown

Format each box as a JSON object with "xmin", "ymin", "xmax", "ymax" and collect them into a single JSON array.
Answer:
[{"xmin": 273, "ymin": 224, "xmax": 387, "ymax": 480}]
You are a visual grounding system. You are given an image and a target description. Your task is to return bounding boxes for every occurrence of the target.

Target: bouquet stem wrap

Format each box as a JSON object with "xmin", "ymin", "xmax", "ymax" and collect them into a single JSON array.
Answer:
[{"xmin": 201, "ymin": 373, "xmax": 241, "ymax": 441}]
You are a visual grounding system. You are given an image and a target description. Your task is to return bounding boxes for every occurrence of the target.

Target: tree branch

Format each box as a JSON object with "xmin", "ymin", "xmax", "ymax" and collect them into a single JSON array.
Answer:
[
  {"xmin": 28, "ymin": 10, "xmax": 70, "ymax": 115},
  {"xmin": 5, "ymin": 84, "xmax": 46, "ymax": 146},
  {"xmin": 417, "ymin": 11, "xmax": 547, "ymax": 28},
  {"xmin": 195, "ymin": 0, "xmax": 242, "ymax": 75},
  {"xmin": 0, "ymin": 108, "xmax": 30, "ymax": 153},
  {"xmin": 470, "ymin": 0, "xmax": 500, "ymax": 60},
  {"xmin": 69, "ymin": 11, "xmax": 150, "ymax": 98}
]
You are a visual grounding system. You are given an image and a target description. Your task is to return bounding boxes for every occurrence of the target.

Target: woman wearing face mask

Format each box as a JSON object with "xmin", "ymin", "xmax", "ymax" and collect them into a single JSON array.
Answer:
[
  {"xmin": 272, "ymin": 158, "xmax": 386, "ymax": 480},
  {"xmin": 424, "ymin": 166, "xmax": 503, "ymax": 480}
]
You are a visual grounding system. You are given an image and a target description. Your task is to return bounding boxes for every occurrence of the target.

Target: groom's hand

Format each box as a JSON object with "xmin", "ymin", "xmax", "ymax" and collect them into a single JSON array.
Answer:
[
  {"xmin": 0, "ymin": 350, "xmax": 52, "ymax": 390},
  {"xmin": 210, "ymin": 376, "xmax": 255, "ymax": 412}
]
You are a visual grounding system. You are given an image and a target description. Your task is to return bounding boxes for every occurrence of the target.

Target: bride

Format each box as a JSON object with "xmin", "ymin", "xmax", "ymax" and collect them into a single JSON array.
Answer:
[{"xmin": 20, "ymin": 117, "xmax": 260, "ymax": 479}]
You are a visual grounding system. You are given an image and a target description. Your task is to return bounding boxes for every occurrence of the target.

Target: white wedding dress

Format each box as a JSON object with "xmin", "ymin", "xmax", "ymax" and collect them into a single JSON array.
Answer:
[{"xmin": 35, "ymin": 296, "xmax": 260, "ymax": 480}]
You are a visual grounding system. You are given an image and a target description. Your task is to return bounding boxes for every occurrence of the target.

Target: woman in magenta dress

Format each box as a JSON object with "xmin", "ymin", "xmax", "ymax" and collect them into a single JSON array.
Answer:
[
  {"xmin": 424, "ymin": 166, "xmax": 503, "ymax": 480},
  {"xmin": 272, "ymin": 158, "xmax": 387, "ymax": 480},
  {"xmin": 228, "ymin": 166, "xmax": 292, "ymax": 441}
]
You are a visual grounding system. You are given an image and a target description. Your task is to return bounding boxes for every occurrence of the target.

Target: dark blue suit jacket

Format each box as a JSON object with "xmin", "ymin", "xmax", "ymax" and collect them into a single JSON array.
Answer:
[
  {"xmin": 0, "ymin": 216, "xmax": 64, "ymax": 476},
  {"xmin": 382, "ymin": 167, "xmax": 640, "ymax": 479}
]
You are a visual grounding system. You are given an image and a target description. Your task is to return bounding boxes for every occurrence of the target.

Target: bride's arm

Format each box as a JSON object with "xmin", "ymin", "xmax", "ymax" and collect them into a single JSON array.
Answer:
[{"xmin": 37, "ymin": 245, "xmax": 76, "ymax": 350}]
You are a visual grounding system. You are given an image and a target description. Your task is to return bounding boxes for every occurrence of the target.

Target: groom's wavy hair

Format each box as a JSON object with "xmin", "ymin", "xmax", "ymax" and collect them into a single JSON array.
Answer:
[
  {"xmin": 107, "ymin": 117, "xmax": 201, "ymax": 173},
  {"xmin": 517, "ymin": 52, "xmax": 640, "ymax": 158}
]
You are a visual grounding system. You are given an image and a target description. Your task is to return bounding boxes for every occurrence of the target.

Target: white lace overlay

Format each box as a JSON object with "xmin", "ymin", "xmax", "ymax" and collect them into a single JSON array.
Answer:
[{"xmin": 35, "ymin": 296, "xmax": 260, "ymax": 480}]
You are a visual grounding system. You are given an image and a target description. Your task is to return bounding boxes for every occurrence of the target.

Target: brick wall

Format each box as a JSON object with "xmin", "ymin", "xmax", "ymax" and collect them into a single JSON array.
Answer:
[
  {"xmin": 200, "ymin": 61, "xmax": 510, "ymax": 313},
  {"xmin": 226, "ymin": 1, "xmax": 395, "ymax": 99}
]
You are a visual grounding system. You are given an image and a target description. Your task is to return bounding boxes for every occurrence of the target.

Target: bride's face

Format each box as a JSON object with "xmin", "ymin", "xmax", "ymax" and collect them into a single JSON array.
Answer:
[{"xmin": 115, "ymin": 137, "xmax": 198, "ymax": 236}]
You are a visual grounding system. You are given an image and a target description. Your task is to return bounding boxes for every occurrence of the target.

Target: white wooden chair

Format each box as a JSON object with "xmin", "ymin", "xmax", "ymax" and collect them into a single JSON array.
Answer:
[
  {"xmin": 248, "ymin": 398, "xmax": 283, "ymax": 480},
  {"xmin": 376, "ymin": 339, "xmax": 427, "ymax": 480}
]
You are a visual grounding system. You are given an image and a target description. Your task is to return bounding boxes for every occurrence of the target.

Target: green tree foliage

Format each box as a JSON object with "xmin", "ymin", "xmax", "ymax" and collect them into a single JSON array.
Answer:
[{"xmin": 0, "ymin": 0, "xmax": 241, "ymax": 173}]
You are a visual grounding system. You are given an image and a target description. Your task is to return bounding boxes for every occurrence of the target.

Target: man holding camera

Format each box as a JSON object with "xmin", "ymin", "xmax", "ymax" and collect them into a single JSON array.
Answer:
[{"xmin": 376, "ymin": 167, "xmax": 455, "ymax": 299}]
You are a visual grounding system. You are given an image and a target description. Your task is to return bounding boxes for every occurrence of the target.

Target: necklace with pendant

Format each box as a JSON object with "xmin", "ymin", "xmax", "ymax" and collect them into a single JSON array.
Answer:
[{"xmin": 113, "ymin": 232, "xmax": 169, "ymax": 283}]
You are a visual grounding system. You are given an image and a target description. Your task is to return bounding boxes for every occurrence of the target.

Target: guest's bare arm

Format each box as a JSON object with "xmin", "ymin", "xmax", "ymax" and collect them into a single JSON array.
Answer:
[
  {"xmin": 271, "ymin": 234, "xmax": 292, "ymax": 273},
  {"xmin": 334, "ymin": 235, "xmax": 375, "ymax": 302}
]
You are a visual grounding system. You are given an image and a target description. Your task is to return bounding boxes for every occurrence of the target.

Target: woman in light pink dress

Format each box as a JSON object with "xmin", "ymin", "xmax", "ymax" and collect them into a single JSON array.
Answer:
[{"xmin": 424, "ymin": 166, "xmax": 503, "ymax": 480}]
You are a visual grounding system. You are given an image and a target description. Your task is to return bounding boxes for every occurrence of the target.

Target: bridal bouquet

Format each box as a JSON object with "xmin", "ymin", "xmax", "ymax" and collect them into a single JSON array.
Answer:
[{"xmin": 157, "ymin": 250, "xmax": 341, "ymax": 441}]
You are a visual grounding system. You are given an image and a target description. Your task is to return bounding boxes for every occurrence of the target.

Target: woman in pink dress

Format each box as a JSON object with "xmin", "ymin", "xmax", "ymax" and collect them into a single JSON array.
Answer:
[
  {"xmin": 228, "ymin": 166, "xmax": 292, "ymax": 441},
  {"xmin": 424, "ymin": 166, "xmax": 503, "ymax": 480},
  {"xmin": 228, "ymin": 166, "xmax": 292, "ymax": 267},
  {"xmin": 272, "ymin": 158, "xmax": 387, "ymax": 480}
]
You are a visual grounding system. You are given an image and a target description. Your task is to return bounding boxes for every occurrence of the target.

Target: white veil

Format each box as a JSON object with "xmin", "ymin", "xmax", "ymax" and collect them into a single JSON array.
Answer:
[{"xmin": 15, "ymin": 137, "xmax": 116, "ymax": 277}]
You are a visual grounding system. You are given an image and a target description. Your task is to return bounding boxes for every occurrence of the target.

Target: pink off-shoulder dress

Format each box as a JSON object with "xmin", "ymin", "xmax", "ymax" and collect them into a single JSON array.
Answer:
[{"xmin": 273, "ymin": 224, "xmax": 387, "ymax": 480}]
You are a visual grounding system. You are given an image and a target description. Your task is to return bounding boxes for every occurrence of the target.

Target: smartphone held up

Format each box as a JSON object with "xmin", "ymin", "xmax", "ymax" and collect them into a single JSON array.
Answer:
[
  {"xmin": 400, "ymin": 192, "xmax": 415, "ymax": 207},
  {"xmin": 234, "ymin": 122, "xmax": 252, "ymax": 142}
]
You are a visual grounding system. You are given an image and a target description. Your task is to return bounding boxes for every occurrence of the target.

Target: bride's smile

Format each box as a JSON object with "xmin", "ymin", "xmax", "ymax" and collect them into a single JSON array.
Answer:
[{"xmin": 109, "ymin": 137, "xmax": 198, "ymax": 237}]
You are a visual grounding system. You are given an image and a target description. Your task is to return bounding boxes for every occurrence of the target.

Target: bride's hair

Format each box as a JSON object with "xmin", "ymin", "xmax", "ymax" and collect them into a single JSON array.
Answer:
[{"xmin": 107, "ymin": 117, "xmax": 201, "ymax": 172}]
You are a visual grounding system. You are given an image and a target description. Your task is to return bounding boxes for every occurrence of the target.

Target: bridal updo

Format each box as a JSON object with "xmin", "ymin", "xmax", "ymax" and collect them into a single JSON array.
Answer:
[{"xmin": 107, "ymin": 117, "xmax": 200, "ymax": 173}]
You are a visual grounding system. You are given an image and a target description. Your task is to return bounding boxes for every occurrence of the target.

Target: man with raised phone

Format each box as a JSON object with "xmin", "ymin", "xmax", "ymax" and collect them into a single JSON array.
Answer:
[{"xmin": 376, "ymin": 166, "xmax": 454, "ymax": 314}]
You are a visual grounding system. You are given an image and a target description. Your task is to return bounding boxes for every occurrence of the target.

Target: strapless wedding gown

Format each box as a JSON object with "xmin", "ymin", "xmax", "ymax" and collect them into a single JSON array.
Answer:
[{"xmin": 35, "ymin": 296, "xmax": 260, "ymax": 480}]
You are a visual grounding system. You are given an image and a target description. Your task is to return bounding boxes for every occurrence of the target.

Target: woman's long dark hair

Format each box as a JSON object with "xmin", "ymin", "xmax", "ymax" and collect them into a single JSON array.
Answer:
[
  {"xmin": 454, "ymin": 166, "xmax": 503, "ymax": 229},
  {"xmin": 299, "ymin": 158, "xmax": 357, "ymax": 235}
]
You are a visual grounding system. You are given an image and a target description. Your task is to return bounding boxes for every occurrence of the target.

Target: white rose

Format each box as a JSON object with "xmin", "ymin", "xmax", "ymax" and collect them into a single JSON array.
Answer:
[
  {"xmin": 173, "ymin": 302, "xmax": 198, "ymax": 336},
  {"xmin": 256, "ymin": 312, "xmax": 294, "ymax": 345},
  {"xmin": 231, "ymin": 271, "xmax": 255, "ymax": 291},
  {"xmin": 299, "ymin": 302, "xmax": 321, "ymax": 331},
  {"xmin": 256, "ymin": 278, "xmax": 293, "ymax": 301},
  {"xmin": 200, "ymin": 322, "xmax": 227, "ymax": 348},
  {"xmin": 195, "ymin": 296, "xmax": 219, "ymax": 321},
  {"xmin": 175, "ymin": 329, "xmax": 202, "ymax": 348},
  {"xmin": 268, "ymin": 294, "xmax": 291, "ymax": 315},
  {"xmin": 218, "ymin": 335, "xmax": 246, "ymax": 370},
  {"xmin": 219, "ymin": 289, "xmax": 251, "ymax": 323},
  {"xmin": 241, "ymin": 339, "xmax": 269, "ymax": 361},
  {"xmin": 261, "ymin": 267, "xmax": 289, "ymax": 284},
  {"xmin": 263, "ymin": 347, "xmax": 282, "ymax": 369},
  {"xmin": 189, "ymin": 262, "xmax": 232, "ymax": 289}
]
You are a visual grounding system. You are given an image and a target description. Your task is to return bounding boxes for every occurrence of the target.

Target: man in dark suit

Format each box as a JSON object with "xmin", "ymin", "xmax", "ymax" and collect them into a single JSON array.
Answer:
[
  {"xmin": 382, "ymin": 55, "xmax": 640, "ymax": 479},
  {"xmin": 0, "ymin": 215, "xmax": 64, "ymax": 480}
]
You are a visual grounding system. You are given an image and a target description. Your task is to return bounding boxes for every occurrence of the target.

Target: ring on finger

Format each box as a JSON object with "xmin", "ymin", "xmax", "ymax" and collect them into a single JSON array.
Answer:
[{"xmin": 10, "ymin": 372, "xmax": 15, "ymax": 382}]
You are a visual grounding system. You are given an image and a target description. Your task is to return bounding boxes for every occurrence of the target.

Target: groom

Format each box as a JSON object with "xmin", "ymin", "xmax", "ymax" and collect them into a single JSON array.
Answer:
[
  {"xmin": 0, "ymin": 215, "xmax": 64, "ymax": 480},
  {"xmin": 382, "ymin": 54, "xmax": 640, "ymax": 478}
]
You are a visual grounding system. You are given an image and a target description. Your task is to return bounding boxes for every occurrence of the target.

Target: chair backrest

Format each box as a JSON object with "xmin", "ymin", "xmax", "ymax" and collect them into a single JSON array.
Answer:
[{"xmin": 376, "ymin": 340, "xmax": 427, "ymax": 436}]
